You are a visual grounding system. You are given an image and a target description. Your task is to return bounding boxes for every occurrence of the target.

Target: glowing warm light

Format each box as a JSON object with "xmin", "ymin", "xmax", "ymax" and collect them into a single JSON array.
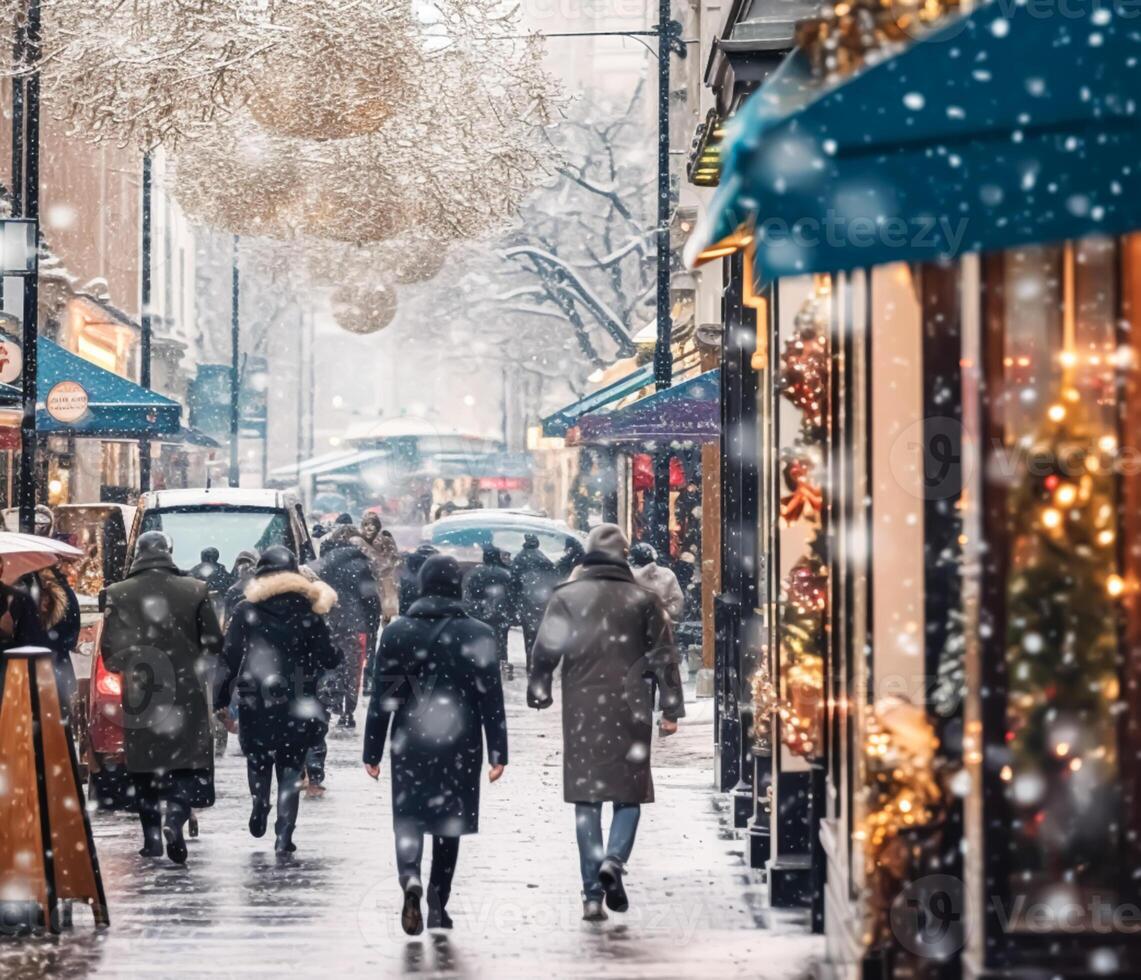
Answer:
[
  {"xmin": 1047, "ymin": 404, "xmax": 1066, "ymax": 422},
  {"xmin": 1107, "ymin": 574, "xmax": 1126, "ymax": 598},
  {"xmin": 1099, "ymin": 435, "xmax": 1117, "ymax": 453},
  {"xmin": 1000, "ymin": 765, "xmax": 1013, "ymax": 782},
  {"xmin": 1098, "ymin": 529, "xmax": 1115, "ymax": 547},
  {"xmin": 1055, "ymin": 742, "xmax": 1070, "ymax": 757},
  {"xmin": 1059, "ymin": 350, "xmax": 1077, "ymax": 368},
  {"xmin": 1041, "ymin": 507, "xmax": 1062, "ymax": 530},
  {"xmin": 1053, "ymin": 483, "xmax": 1077, "ymax": 507}
]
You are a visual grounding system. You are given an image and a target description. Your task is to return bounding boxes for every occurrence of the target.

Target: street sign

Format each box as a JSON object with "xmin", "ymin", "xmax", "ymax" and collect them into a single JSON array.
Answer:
[{"xmin": 45, "ymin": 380, "xmax": 89, "ymax": 423}]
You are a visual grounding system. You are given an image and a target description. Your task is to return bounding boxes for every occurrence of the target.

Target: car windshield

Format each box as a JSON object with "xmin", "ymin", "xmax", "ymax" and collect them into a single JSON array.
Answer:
[
  {"xmin": 140, "ymin": 507, "xmax": 291, "ymax": 571},
  {"xmin": 431, "ymin": 525, "xmax": 569, "ymax": 560}
]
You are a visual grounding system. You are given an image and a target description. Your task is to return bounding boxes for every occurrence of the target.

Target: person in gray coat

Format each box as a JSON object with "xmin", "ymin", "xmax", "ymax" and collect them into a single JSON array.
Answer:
[
  {"xmin": 528, "ymin": 523, "xmax": 685, "ymax": 922},
  {"xmin": 101, "ymin": 531, "xmax": 224, "ymax": 864}
]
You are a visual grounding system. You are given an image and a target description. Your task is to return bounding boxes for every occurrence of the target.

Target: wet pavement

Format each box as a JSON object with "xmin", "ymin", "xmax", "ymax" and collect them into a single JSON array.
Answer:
[{"xmin": 0, "ymin": 633, "xmax": 823, "ymax": 979}]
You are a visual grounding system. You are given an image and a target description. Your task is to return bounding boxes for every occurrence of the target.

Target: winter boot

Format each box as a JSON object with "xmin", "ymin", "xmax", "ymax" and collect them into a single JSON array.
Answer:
[
  {"xmin": 582, "ymin": 898, "xmax": 608, "ymax": 922},
  {"xmin": 163, "ymin": 826, "xmax": 188, "ymax": 865},
  {"xmin": 249, "ymin": 800, "xmax": 270, "ymax": 839},
  {"xmin": 598, "ymin": 859, "xmax": 629, "ymax": 913},
  {"xmin": 305, "ymin": 782, "xmax": 326, "ymax": 800},
  {"xmin": 427, "ymin": 886, "xmax": 453, "ymax": 930},
  {"xmin": 401, "ymin": 878, "xmax": 424, "ymax": 936},
  {"xmin": 137, "ymin": 803, "xmax": 164, "ymax": 857},
  {"xmin": 274, "ymin": 828, "xmax": 297, "ymax": 855}
]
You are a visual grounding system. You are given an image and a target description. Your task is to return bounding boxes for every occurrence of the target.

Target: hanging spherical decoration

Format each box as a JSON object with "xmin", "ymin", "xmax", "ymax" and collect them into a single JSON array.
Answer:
[
  {"xmin": 171, "ymin": 120, "xmax": 303, "ymax": 238},
  {"xmin": 245, "ymin": 2, "xmax": 418, "ymax": 141},
  {"xmin": 332, "ymin": 282, "xmax": 398, "ymax": 335}
]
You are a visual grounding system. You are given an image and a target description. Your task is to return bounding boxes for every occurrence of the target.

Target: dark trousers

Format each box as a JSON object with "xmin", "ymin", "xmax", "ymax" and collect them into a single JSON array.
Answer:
[
  {"xmin": 336, "ymin": 637, "xmax": 365, "ymax": 717},
  {"xmin": 522, "ymin": 621, "xmax": 540, "ymax": 676},
  {"xmin": 394, "ymin": 819, "xmax": 460, "ymax": 911},
  {"xmin": 493, "ymin": 623, "xmax": 510, "ymax": 663},
  {"xmin": 136, "ymin": 782, "xmax": 191, "ymax": 850},
  {"xmin": 305, "ymin": 735, "xmax": 328, "ymax": 785},
  {"xmin": 247, "ymin": 747, "xmax": 306, "ymax": 837}
]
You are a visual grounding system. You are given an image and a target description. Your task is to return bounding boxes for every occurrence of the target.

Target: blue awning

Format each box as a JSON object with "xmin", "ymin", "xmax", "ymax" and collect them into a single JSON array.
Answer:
[
  {"xmin": 687, "ymin": 0, "xmax": 1141, "ymax": 281},
  {"xmin": 573, "ymin": 370, "xmax": 720, "ymax": 447},
  {"xmin": 541, "ymin": 365, "xmax": 654, "ymax": 438},
  {"xmin": 36, "ymin": 339, "xmax": 181, "ymax": 436}
]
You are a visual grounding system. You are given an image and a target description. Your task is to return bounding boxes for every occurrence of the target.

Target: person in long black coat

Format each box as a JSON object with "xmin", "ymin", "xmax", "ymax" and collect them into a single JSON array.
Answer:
[
  {"xmin": 102, "ymin": 532, "xmax": 224, "ymax": 864},
  {"xmin": 364, "ymin": 555, "xmax": 508, "ymax": 936},
  {"xmin": 509, "ymin": 534, "xmax": 557, "ymax": 674},
  {"xmin": 216, "ymin": 547, "xmax": 339, "ymax": 855},
  {"xmin": 462, "ymin": 544, "xmax": 515, "ymax": 679}
]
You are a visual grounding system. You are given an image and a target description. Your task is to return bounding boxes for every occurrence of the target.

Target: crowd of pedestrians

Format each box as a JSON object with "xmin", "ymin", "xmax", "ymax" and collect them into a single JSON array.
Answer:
[{"xmin": 14, "ymin": 506, "xmax": 690, "ymax": 937}]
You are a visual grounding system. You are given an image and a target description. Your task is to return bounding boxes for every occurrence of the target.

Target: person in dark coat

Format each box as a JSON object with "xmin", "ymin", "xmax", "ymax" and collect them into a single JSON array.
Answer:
[
  {"xmin": 528, "ymin": 523, "xmax": 685, "ymax": 921},
  {"xmin": 223, "ymin": 549, "xmax": 259, "ymax": 623},
  {"xmin": 462, "ymin": 544, "xmax": 515, "ymax": 679},
  {"xmin": 313, "ymin": 534, "xmax": 381, "ymax": 728},
  {"xmin": 101, "ymin": 531, "xmax": 224, "ymax": 864},
  {"xmin": 509, "ymin": 534, "xmax": 557, "ymax": 674},
  {"xmin": 555, "ymin": 536, "xmax": 586, "ymax": 581},
  {"xmin": 397, "ymin": 544, "xmax": 439, "ymax": 614},
  {"xmin": 189, "ymin": 547, "xmax": 236, "ymax": 595},
  {"xmin": 216, "ymin": 546, "xmax": 339, "ymax": 854},
  {"xmin": 364, "ymin": 555, "xmax": 508, "ymax": 935},
  {"xmin": 22, "ymin": 566, "xmax": 81, "ymax": 711}
]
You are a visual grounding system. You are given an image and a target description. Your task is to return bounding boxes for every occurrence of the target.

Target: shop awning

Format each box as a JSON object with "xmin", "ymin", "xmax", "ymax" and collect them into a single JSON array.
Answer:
[
  {"xmin": 571, "ymin": 370, "xmax": 720, "ymax": 447},
  {"xmin": 686, "ymin": 1, "xmax": 1141, "ymax": 282},
  {"xmin": 541, "ymin": 365, "xmax": 654, "ymax": 438},
  {"xmin": 36, "ymin": 338, "xmax": 181, "ymax": 436},
  {"xmin": 268, "ymin": 448, "xmax": 392, "ymax": 483}
]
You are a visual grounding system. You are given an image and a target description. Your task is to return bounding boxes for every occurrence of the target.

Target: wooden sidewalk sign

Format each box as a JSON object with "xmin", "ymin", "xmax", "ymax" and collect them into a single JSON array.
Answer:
[{"xmin": 0, "ymin": 646, "xmax": 109, "ymax": 934}]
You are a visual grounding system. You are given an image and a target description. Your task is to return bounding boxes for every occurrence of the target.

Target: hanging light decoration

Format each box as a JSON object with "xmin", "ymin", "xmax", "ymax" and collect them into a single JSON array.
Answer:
[
  {"xmin": 245, "ymin": 1, "xmax": 419, "ymax": 141},
  {"xmin": 331, "ymin": 282, "xmax": 398, "ymax": 335},
  {"xmin": 171, "ymin": 120, "xmax": 303, "ymax": 238}
]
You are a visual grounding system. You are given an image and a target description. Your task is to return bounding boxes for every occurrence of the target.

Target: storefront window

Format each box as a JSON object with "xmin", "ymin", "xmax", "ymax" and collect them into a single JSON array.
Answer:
[{"xmin": 984, "ymin": 238, "xmax": 1127, "ymax": 928}]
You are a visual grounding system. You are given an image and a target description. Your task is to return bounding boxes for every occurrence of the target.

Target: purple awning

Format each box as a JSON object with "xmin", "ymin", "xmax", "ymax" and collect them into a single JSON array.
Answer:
[{"xmin": 569, "ymin": 370, "xmax": 720, "ymax": 447}]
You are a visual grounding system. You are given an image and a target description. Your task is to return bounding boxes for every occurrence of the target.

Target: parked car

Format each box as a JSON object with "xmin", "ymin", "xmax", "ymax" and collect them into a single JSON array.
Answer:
[
  {"xmin": 422, "ymin": 510, "xmax": 584, "ymax": 571},
  {"xmin": 86, "ymin": 488, "xmax": 315, "ymax": 809}
]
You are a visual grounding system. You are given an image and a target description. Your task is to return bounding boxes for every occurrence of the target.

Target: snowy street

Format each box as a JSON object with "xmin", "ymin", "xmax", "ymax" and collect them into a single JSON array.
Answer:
[{"xmin": 0, "ymin": 633, "xmax": 821, "ymax": 980}]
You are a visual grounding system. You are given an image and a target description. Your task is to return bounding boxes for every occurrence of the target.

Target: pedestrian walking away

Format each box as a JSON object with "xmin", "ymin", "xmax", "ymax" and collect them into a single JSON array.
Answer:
[
  {"xmin": 313, "ymin": 531, "xmax": 381, "ymax": 729},
  {"xmin": 509, "ymin": 533, "xmax": 558, "ymax": 676},
  {"xmin": 216, "ymin": 546, "xmax": 339, "ymax": 855},
  {"xmin": 462, "ymin": 543, "xmax": 515, "ymax": 680},
  {"xmin": 396, "ymin": 543, "xmax": 439, "ymax": 615},
  {"xmin": 101, "ymin": 531, "xmax": 224, "ymax": 865},
  {"xmin": 528, "ymin": 523, "xmax": 685, "ymax": 921},
  {"xmin": 629, "ymin": 543, "xmax": 686, "ymax": 622},
  {"xmin": 555, "ymin": 536, "xmax": 586, "ymax": 581},
  {"xmin": 364, "ymin": 554, "xmax": 508, "ymax": 936}
]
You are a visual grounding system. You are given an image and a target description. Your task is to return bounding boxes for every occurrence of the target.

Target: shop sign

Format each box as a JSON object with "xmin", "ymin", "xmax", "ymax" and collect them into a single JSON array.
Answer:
[
  {"xmin": 0, "ymin": 336, "xmax": 21, "ymax": 385},
  {"xmin": 46, "ymin": 381, "xmax": 90, "ymax": 423}
]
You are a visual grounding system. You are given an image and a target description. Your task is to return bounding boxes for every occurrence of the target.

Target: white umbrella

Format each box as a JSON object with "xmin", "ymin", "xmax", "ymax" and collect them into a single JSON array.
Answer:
[{"xmin": 0, "ymin": 532, "xmax": 84, "ymax": 585}]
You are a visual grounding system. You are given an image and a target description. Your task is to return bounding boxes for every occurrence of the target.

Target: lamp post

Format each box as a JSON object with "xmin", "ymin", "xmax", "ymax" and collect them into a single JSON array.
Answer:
[
  {"xmin": 229, "ymin": 234, "xmax": 241, "ymax": 488},
  {"xmin": 651, "ymin": 0, "xmax": 675, "ymax": 556},
  {"xmin": 12, "ymin": 0, "xmax": 41, "ymax": 535},
  {"xmin": 139, "ymin": 153, "xmax": 153, "ymax": 492}
]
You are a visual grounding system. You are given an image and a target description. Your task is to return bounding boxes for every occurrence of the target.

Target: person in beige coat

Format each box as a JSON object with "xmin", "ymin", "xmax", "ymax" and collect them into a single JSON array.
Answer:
[{"xmin": 628, "ymin": 543, "xmax": 686, "ymax": 622}]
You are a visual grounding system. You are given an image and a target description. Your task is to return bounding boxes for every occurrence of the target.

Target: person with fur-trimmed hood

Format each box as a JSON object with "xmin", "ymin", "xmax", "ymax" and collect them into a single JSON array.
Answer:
[{"xmin": 216, "ymin": 546, "xmax": 339, "ymax": 855}]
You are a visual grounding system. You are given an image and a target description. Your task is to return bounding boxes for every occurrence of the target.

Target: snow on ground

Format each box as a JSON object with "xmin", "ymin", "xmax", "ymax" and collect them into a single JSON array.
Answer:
[{"xmin": 0, "ymin": 632, "xmax": 823, "ymax": 979}]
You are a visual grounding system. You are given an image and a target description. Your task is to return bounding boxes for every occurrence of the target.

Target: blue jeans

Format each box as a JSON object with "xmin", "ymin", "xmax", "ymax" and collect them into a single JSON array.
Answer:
[{"xmin": 574, "ymin": 802, "xmax": 641, "ymax": 900}]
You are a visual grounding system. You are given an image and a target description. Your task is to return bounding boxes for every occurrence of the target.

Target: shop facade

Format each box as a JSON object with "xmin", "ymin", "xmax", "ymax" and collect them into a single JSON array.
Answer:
[{"xmin": 690, "ymin": 0, "xmax": 1141, "ymax": 975}]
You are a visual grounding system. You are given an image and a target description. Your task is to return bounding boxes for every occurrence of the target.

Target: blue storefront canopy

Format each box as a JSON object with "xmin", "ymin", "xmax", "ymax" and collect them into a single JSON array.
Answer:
[
  {"xmin": 36, "ymin": 338, "xmax": 181, "ymax": 436},
  {"xmin": 573, "ymin": 370, "xmax": 720, "ymax": 447},
  {"xmin": 541, "ymin": 365, "xmax": 654, "ymax": 438},
  {"xmin": 687, "ymin": 0, "xmax": 1141, "ymax": 282}
]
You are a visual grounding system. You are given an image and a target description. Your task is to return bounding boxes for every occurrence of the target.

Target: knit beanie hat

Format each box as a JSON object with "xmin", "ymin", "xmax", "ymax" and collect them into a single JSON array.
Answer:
[{"xmin": 585, "ymin": 523, "xmax": 630, "ymax": 562}]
